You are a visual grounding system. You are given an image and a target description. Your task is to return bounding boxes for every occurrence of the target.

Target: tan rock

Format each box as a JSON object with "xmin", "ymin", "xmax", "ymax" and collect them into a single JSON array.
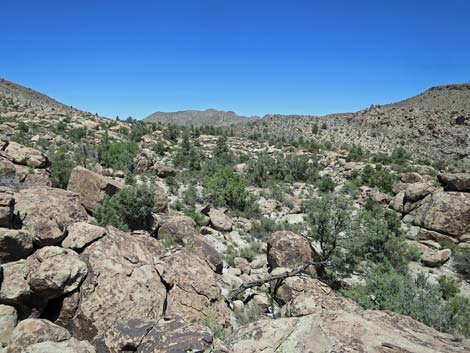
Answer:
[
  {"xmin": 267, "ymin": 231, "xmax": 313, "ymax": 272},
  {"xmin": 4, "ymin": 142, "xmax": 48, "ymax": 168},
  {"xmin": 61, "ymin": 222, "xmax": 106, "ymax": 251},
  {"xmin": 209, "ymin": 208, "xmax": 233, "ymax": 232},
  {"xmin": 67, "ymin": 166, "xmax": 125, "ymax": 211},
  {"xmin": 14, "ymin": 187, "xmax": 88, "ymax": 247},
  {"xmin": 0, "ymin": 305, "xmax": 17, "ymax": 347},
  {"xmin": 7, "ymin": 319, "xmax": 70, "ymax": 353},
  {"xmin": 0, "ymin": 228, "xmax": 33, "ymax": 263},
  {"xmin": 158, "ymin": 215, "xmax": 196, "ymax": 244},
  {"xmin": 70, "ymin": 228, "xmax": 167, "ymax": 339},
  {"xmin": 22, "ymin": 337, "xmax": 96, "ymax": 353},
  {"xmin": 411, "ymin": 191, "xmax": 470, "ymax": 237},
  {"xmin": 438, "ymin": 173, "xmax": 470, "ymax": 192},
  {"xmin": 421, "ymin": 249, "xmax": 452, "ymax": 267},
  {"xmin": 0, "ymin": 188, "xmax": 14, "ymax": 228},
  {"xmin": 25, "ymin": 246, "xmax": 88, "ymax": 299}
]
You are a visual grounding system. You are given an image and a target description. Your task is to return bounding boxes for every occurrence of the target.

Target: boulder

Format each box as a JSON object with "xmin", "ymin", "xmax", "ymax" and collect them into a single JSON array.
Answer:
[
  {"xmin": 67, "ymin": 166, "xmax": 125, "ymax": 212},
  {"xmin": 0, "ymin": 157, "xmax": 16, "ymax": 187},
  {"xmin": 68, "ymin": 228, "xmax": 167, "ymax": 340},
  {"xmin": 21, "ymin": 338, "xmax": 96, "ymax": 353},
  {"xmin": 411, "ymin": 191, "xmax": 470, "ymax": 237},
  {"xmin": 61, "ymin": 222, "xmax": 106, "ymax": 251},
  {"xmin": 276, "ymin": 277, "xmax": 358, "ymax": 317},
  {"xmin": 404, "ymin": 182, "xmax": 438, "ymax": 203},
  {"xmin": 6, "ymin": 319, "xmax": 70, "ymax": 353},
  {"xmin": 267, "ymin": 231, "xmax": 313, "ymax": 272},
  {"xmin": 0, "ymin": 305, "xmax": 17, "ymax": 347},
  {"xmin": 156, "ymin": 165, "xmax": 177, "ymax": 178},
  {"xmin": 400, "ymin": 172, "xmax": 423, "ymax": 184},
  {"xmin": 4, "ymin": 142, "xmax": 48, "ymax": 168},
  {"xmin": 14, "ymin": 165, "xmax": 52, "ymax": 188},
  {"xmin": 0, "ymin": 260, "xmax": 32, "ymax": 306},
  {"xmin": 14, "ymin": 187, "xmax": 88, "ymax": 247},
  {"xmin": 102, "ymin": 317, "xmax": 225, "ymax": 353},
  {"xmin": 158, "ymin": 215, "xmax": 197, "ymax": 244},
  {"xmin": 25, "ymin": 247, "xmax": 88, "ymax": 299},
  {"xmin": 153, "ymin": 184, "xmax": 168, "ymax": 213},
  {"xmin": 209, "ymin": 208, "xmax": 233, "ymax": 232},
  {"xmin": 390, "ymin": 190, "xmax": 405, "ymax": 213},
  {"xmin": 166, "ymin": 251, "xmax": 230, "ymax": 325},
  {"xmin": 438, "ymin": 173, "xmax": 470, "ymax": 192},
  {"xmin": 0, "ymin": 188, "xmax": 14, "ymax": 228},
  {"xmin": 0, "ymin": 228, "xmax": 33, "ymax": 263},
  {"xmin": 228, "ymin": 310, "xmax": 469, "ymax": 353},
  {"xmin": 421, "ymin": 249, "xmax": 452, "ymax": 268}
]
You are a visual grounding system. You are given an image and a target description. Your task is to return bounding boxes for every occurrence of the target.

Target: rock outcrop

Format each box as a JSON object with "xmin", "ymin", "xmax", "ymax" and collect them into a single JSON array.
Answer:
[{"xmin": 67, "ymin": 166, "xmax": 125, "ymax": 212}]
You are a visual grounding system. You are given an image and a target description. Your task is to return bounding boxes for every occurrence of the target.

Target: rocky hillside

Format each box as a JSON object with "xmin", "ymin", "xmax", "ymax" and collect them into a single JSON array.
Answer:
[
  {"xmin": 235, "ymin": 84, "xmax": 470, "ymax": 166},
  {"xmin": 144, "ymin": 108, "xmax": 258, "ymax": 127},
  {"xmin": 0, "ymin": 79, "xmax": 470, "ymax": 352}
]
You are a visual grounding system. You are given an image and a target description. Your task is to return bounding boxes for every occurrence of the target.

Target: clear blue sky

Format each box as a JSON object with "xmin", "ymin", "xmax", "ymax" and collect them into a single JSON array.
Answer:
[{"xmin": 2, "ymin": 1, "xmax": 469, "ymax": 119}]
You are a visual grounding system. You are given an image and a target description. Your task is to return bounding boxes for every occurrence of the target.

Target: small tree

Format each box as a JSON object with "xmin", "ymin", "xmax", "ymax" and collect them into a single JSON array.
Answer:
[{"xmin": 203, "ymin": 167, "xmax": 248, "ymax": 211}]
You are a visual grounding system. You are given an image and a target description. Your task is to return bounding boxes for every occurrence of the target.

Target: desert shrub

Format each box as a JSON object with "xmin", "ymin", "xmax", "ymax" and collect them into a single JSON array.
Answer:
[
  {"xmin": 349, "ymin": 203, "xmax": 413, "ymax": 272},
  {"xmin": 98, "ymin": 136, "xmax": 139, "ymax": 173},
  {"xmin": 347, "ymin": 145, "xmax": 367, "ymax": 162},
  {"xmin": 173, "ymin": 132, "xmax": 205, "ymax": 170},
  {"xmin": 183, "ymin": 207, "xmax": 207, "ymax": 227},
  {"xmin": 317, "ymin": 176, "xmax": 335, "ymax": 192},
  {"xmin": 390, "ymin": 147, "xmax": 411, "ymax": 165},
  {"xmin": 213, "ymin": 135, "xmax": 234, "ymax": 166},
  {"xmin": 161, "ymin": 234, "xmax": 177, "ymax": 248},
  {"xmin": 163, "ymin": 124, "xmax": 179, "ymax": 141},
  {"xmin": 129, "ymin": 121, "xmax": 153, "ymax": 142},
  {"xmin": 152, "ymin": 141, "xmax": 167, "ymax": 156},
  {"xmin": 48, "ymin": 149, "xmax": 77, "ymax": 189},
  {"xmin": 202, "ymin": 312, "xmax": 225, "ymax": 340},
  {"xmin": 93, "ymin": 185, "xmax": 155, "ymax": 231},
  {"xmin": 453, "ymin": 248, "xmax": 470, "ymax": 279},
  {"xmin": 69, "ymin": 127, "xmax": 87, "ymax": 141},
  {"xmin": 438, "ymin": 276, "xmax": 461, "ymax": 300},
  {"xmin": 224, "ymin": 245, "xmax": 239, "ymax": 267},
  {"xmin": 342, "ymin": 263, "xmax": 470, "ymax": 338},
  {"xmin": 182, "ymin": 185, "xmax": 199, "ymax": 206},
  {"xmin": 203, "ymin": 167, "xmax": 248, "ymax": 211},
  {"xmin": 250, "ymin": 217, "xmax": 301, "ymax": 240},
  {"xmin": 165, "ymin": 176, "xmax": 179, "ymax": 194},
  {"xmin": 359, "ymin": 164, "xmax": 397, "ymax": 193},
  {"xmin": 239, "ymin": 247, "xmax": 256, "ymax": 262}
]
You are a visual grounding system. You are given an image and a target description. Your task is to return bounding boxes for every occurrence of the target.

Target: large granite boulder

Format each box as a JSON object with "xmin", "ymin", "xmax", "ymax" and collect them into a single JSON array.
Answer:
[
  {"xmin": 410, "ymin": 191, "xmax": 470, "ymax": 238},
  {"xmin": 67, "ymin": 166, "xmax": 125, "ymax": 212},
  {"xmin": 267, "ymin": 231, "xmax": 313, "ymax": 272},
  {"xmin": 4, "ymin": 142, "xmax": 48, "ymax": 168},
  {"xmin": 438, "ymin": 173, "xmax": 470, "ymax": 192},
  {"xmin": 25, "ymin": 246, "xmax": 88, "ymax": 300},
  {"xmin": 21, "ymin": 338, "xmax": 96, "ymax": 353},
  {"xmin": 14, "ymin": 187, "xmax": 88, "ymax": 247},
  {"xmin": 61, "ymin": 222, "xmax": 106, "ymax": 251},
  {"xmin": 67, "ymin": 228, "xmax": 167, "ymax": 340},
  {"xmin": 165, "ymin": 250, "xmax": 230, "ymax": 325},
  {"xmin": 157, "ymin": 215, "xmax": 197, "ymax": 244},
  {"xmin": 228, "ymin": 310, "xmax": 469, "ymax": 353},
  {"xmin": 6, "ymin": 319, "xmax": 70, "ymax": 353},
  {"xmin": 102, "ymin": 317, "xmax": 227, "ymax": 353},
  {"xmin": 0, "ymin": 228, "xmax": 33, "ymax": 264},
  {"xmin": 209, "ymin": 208, "xmax": 233, "ymax": 232},
  {"xmin": 0, "ymin": 305, "xmax": 17, "ymax": 348}
]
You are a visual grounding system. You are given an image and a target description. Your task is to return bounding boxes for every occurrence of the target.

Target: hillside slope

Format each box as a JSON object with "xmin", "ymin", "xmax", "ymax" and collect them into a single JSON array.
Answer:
[
  {"xmin": 238, "ymin": 84, "xmax": 470, "ymax": 164},
  {"xmin": 144, "ymin": 108, "xmax": 258, "ymax": 126}
]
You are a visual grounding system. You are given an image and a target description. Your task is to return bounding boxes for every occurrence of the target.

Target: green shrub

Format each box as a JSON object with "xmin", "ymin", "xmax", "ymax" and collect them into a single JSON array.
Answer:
[
  {"xmin": 203, "ymin": 167, "xmax": 248, "ymax": 211},
  {"xmin": 317, "ymin": 176, "xmax": 335, "ymax": 192},
  {"xmin": 239, "ymin": 247, "xmax": 256, "ymax": 262},
  {"xmin": 224, "ymin": 245, "xmax": 239, "ymax": 267},
  {"xmin": 359, "ymin": 164, "xmax": 397, "ymax": 193},
  {"xmin": 165, "ymin": 176, "xmax": 179, "ymax": 194},
  {"xmin": 98, "ymin": 135, "xmax": 139, "ymax": 173},
  {"xmin": 93, "ymin": 185, "xmax": 155, "ymax": 231},
  {"xmin": 183, "ymin": 207, "xmax": 207, "ymax": 227},
  {"xmin": 48, "ymin": 149, "xmax": 77, "ymax": 189},
  {"xmin": 347, "ymin": 145, "xmax": 367, "ymax": 162},
  {"xmin": 454, "ymin": 248, "xmax": 470, "ymax": 279},
  {"xmin": 438, "ymin": 276, "xmax": 461, "ymax": 300},
  {"xmin": 161, "ymin": 235, "xmax": 177, "ymax": 248}
]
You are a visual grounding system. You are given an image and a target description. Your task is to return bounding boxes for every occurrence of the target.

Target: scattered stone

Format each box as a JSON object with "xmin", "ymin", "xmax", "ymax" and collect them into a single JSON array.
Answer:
[
  {"xmin": 421, "ymin": 249, "xmax": 452, "ymax": 267},
  {"xmin": 209, "ymin": 208, "xmax": 233, "ymax": 232},
  {"xmin": 0, "ymin": 228, "xmax": 33, "ymax": 263},
  {"xmin": 267, "ymin": 231, "xmax": 313, "ymax": 273},
  {"xmin": 61, "ymin": 222, "xmax": 106, "ymax": 251},
  {"xmin": 0, "ymin": 304, "xmax": 17, "ymax": 347},
  {"xmin": 4, "ymin": 142, "xmax": 48, "ymax": 168},
  {"xmin": 158, "ymin": 215, "xmax": 197, "ymax": 244}
]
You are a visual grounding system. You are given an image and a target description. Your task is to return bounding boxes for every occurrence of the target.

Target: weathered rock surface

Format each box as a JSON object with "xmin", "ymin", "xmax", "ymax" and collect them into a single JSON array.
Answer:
[
  {"xmin": 267, "ymin": 231, "xmax": 313, "ymax": 272},
  {"xmin": 0, "ymin": 260, "xmax": 31, "ymax": 306},
  {"xmin": 153, "ymin": 184, "xmax": 168, "ymax": 213},
  {"xmin": 166, "ymin": 251, "xmax": 230, "ymax": 325},
  {"xmin": 61, "ymin": 222, "xmax": 106, "ymax": 251},
  {"xmin": 67, "ymin": 166, "xmax": 125, "ymax": 212},
  {"xmin": 157, "ymin": 215, "xmax": 197, "ymax": 244},
  {"xmin": 25, "ymin": 247, "xmax": 88, "ymax": 300},
  {"xmin": 68, "ymin": 228, "xmax": 167, "ymax": 340},
  {"xmin": 6, "ymin": 319, "xmax": 70, "ymax": 353},
  {"xmin": 21, "ymin": 338, "xmax": 96, "ymax": 353},
  {"xmin": 0, "ymin": 228, "xmax": 33, "ymax": 263},
  {"xmin": 421, "ymin": 248, "xmax": 452, "ymax": 267},
  {"xmin": 103, "ymin": 317, "xmax": 226, "ymax": 353},
  {"xmin": 228, "ymin": 310, "xmax": 470, "ymax": 353},
  {"xmin": 0, "ymin": 188, "xmax": 14, "ymax": 228},
  {"xmin": 0, "ymin": 305, "xmax": 17, "ymax": 347},
  {"xmin": 410, "ymin": 191, "xmax": 470, "ymax": 237},
  {"xmin": 4, "ymin": 142, "xmax": 48, "ymax": 168},
  {"xmin": 14, "ymin": 187, "xmax": 88, "ymax": 247},
  {"xmin": 209, "ymin": 208, "xmax": 233, "ymax": 232},
  {"xmin": 438, "ymin": 173, "xmax": 470, "ymax": 192}
]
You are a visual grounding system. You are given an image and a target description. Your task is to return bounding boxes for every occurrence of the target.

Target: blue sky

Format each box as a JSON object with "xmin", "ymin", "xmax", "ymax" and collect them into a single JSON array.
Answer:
[{"xmin": 2, "ymin": 1, "xmax": 469, "ymax": 119}]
